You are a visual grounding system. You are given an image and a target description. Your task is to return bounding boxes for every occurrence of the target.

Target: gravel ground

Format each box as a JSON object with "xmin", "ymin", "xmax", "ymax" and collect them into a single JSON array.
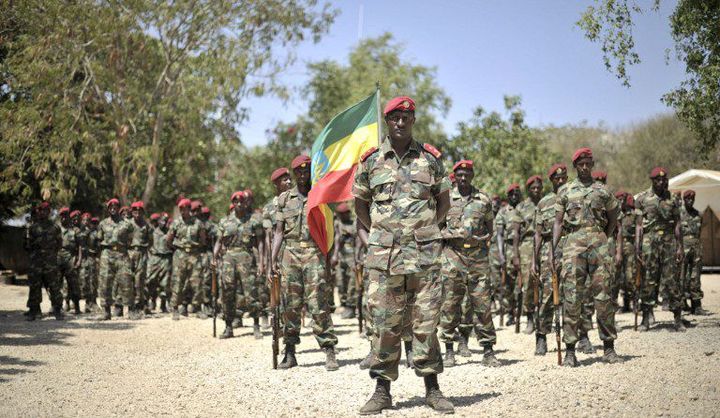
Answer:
[{"xmin": 1, "ymin": 275, "xmax": 719, "ymax": 417}]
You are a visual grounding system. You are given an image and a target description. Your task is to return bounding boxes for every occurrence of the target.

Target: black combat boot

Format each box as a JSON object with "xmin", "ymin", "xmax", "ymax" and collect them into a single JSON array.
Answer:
[
  {"xmin": 324, "ymin": 346, "xmax": 339, "ymax": 371},
  {"xmin": 682, "ymin": 298, "xmax": 692, "ymax": 312},
  {"xmin": 535, "ymin": 334, "xmax": 547, "ymax": 356},
  {"xmin": 424, "ymin": 374, "xmax": 454, "ymax": 414},
  {"xmin": 691, "ymin": 300, "xmax": 710, "ymax": 316},
  {"xmin": 341, "ymin": 306, "xmax": 356, "ymax": 319},
  {"xmin": 253, "ymin": 317, "xmax": 263, "ymax": 339},
  {"xmin": 639, "ymin": 308, "xmax": 650, "ymax": 331},
  {"xmin": 159, "ymin": 297, "xmax": 168, "ymax": 313},
  {"xmin": 457, "ymin": 329, "xmax": 471, "ymax": 357},
  {"xmin": 524, "ymin": 313, "xmax": 535, "ymax": 334},
  {"xmin": 622, "ymin": 296, "xmax": 631, "ymax": 313},
  {"xmin": 359, "ymin": 379, "xmax": 392, "ymax": 415},
  {"xmin": 101, "ymin": 305, "xmax": 111, "ymax": 321},
  {"xmin": 172, "ymin": 307, "xmax": 180, "ymax": 321},
  {"xmin": 481, "ymin": 344, "xmax": 501, "ymax": 367},
  {"xmin": 26, "ymin": 307, "xmax": 41, "ymax": 321},
  {"xmin": 53, "ymin": 306, "xmax": 65, "ymax": 321},
  {"xmin": 278, "ymin": 344, "xmax": 297, "ymax": 369},
  {"xmin": 149, "ymin": 298, "xmax": 156, "ymax": 312},
  {"xmin": 359, "ymin": 348, "xmax": 374, "ymax": 370},
  {"xmin": 218, "ymin": 320, "xmax": 234, "ymax": 339},
  {"xmin": 577, "ymin": 332, "xmax": 596, "ymax": 354},
  {"xmin": 443, "ymin": 343, "xmax": 456, "ymax": 368},
  {"xmin": 404, "ymin": 340, "xmax": 414, "ymax": 369},
  {"xmin": 113, "ymin": 305, "xmax": 123, "ymax": 318},
  {"xmin": 563, "ymin": 344, "xmax": 578, "ymax": 367},
  {"xmin": 673, "ymin": 310, "xmax": 686, "ymax": 332},
  {"xmin": 648, "ymin": 308, "xmax": 655, "ymax": 325},
  {"xmin": 180, "ymin": 304, "xmax": 188, "ymax": 317},
  {"xmin": 602, "ymin": 340, "xmax": 623, "ymax": 363},
  {"xmin": 506, "ymin": 312, "xmax": 515, "ymax": 326}
]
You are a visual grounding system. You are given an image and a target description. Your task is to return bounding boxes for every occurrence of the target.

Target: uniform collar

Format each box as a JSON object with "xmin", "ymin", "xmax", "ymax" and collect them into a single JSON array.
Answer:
[
  {"xmin": 380, "ymin": 137, "xmax": 421, "ymax": 159},
  {"xmin": 451, "ymin": 186, "xmax": 476, "ymax": 201}
]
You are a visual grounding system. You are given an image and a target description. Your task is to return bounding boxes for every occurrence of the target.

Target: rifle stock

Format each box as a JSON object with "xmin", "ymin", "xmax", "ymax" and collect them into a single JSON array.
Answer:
[
  {"xmin": 633, "ymin": 261, "xmax": 642, "ymax": 331},
  {"xmin": 515, "ymin": 268, "xmax": 523, "ymax": 334},
  {"xmin": 356, "ymin": 264, "xmax": 364, "ymax": 333},
  {"xmin": 551, "ymin": 267, "xmax": 562, "ymax": 366},
  {"xmin": 211, "ymin": 260, "xmax": 217, "ymax": 338},
  {"xmin": 271, "ymin": 272, "xmax": 281, "ymax": 369},
  {"xmin": 499, "ymin": 267, "xmax": 506, "ymax": 326}
]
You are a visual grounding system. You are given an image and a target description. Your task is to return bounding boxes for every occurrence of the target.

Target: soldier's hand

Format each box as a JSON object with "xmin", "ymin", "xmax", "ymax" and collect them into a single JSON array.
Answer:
[
  {"xmin": 499, "ymin": 254, "xmax": 506, "ymax": 267},
  {"xmin": 675, "ymin": 247, "xmax": 684, "ymax": 263},
  {"xmin": 530, "ymin": 262, "xmax": 538, "ymax": 279},
  {"xmin": 258, "ymin": 264, "xmax": 265, "ymax": 277},
  {"xmin": 512, "ymin": 256, "xmax": 520, "ymax": 272},
  {"xmin": 330, "ymin": 255, "xmax": 338, "ymax": 267},
  {"xmin": 636, "ymin": 253, "xmax": 645, "ymax": 268},
  {"xmin": 210, "ymin": 259, "xmax": 217, "ymax": 270},
  {"xmin": 615, "ymin": 252, "xmax": 622, "ymax": 267}
]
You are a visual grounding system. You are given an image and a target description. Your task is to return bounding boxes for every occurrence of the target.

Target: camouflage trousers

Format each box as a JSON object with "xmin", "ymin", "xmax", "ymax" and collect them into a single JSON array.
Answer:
[
  {"xmin": 221, "ymin": 249, "xmax": 261, "ymax": 321},
  {"xmin": 682, "ymin": 239, "xmax": 703, "ymax": 301},
  {"xmin": 58, "ymin": 250, "xmax": 81, "ymax": 303},
  {"xmin": 27, "ymin": 257, "xmax": 63, "ymax": 311},
  {"xmin": 201, "ymin": 251, "xmax": 212, "ymax": 306},
  {"xmin": 560, "ymin": 228, "xmax": 617, "ymax": 346},
  {"xmin": 147, "ymin": 253, "xmax": 172, "ymax": 301},
  {"xmin": 281, "ymin": 245, "xmax": 337, "ymax": 348},
  {"xmin": 614, "ymin": 241, "xmax": 637, "ymax": 301},
  {"xmin": 99, "ymin": 249, "xmax": 132, "ymax": 308},
  {"xmin": 368, "ymin": 269, "xmax": 443, "ymax": 382},
  {"xmin": 170, "ymin": 250, "xmax": 203, "ymax": 308},
  {"xmin": 499, "ymin": 248, "xmax": 518, "ymax": 318},
  {"xmin": 641, "ymin": 232, "xmax": 682, "ymax": 311},
  {"xmin": 535, "ymin": 240, "xmax": 558, "ymax": 336},
  {"xmin": 518, "ymin": 238, "xmax": 535, "ymax": 314},
  {"xmin": 439, "ymin": 246, "xmax": 496, "ymax": 347},
  {"xmin": 336, "ymin": 254, "xmax": 357, "ymax": 308},
  {"xmin": 128, "ymin": 248, "xmax": 147, "ymax": 307},
  {"xmin": 79, "ymin": 255, "xmax": 98, "ymax": 302}
]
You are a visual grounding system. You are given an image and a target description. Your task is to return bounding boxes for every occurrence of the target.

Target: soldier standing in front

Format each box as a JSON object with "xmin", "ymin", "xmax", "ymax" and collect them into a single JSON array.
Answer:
[
  {"xmin": 680, "ymin": 190, "xmax": 709, "ymax": 316},
  {"xmin": 25, "ymin": 202, "xmax": 64, "ymax": 321},
  {"xmin": 354, "ymin": 96, "xmax": 453, "ymax": 414}
]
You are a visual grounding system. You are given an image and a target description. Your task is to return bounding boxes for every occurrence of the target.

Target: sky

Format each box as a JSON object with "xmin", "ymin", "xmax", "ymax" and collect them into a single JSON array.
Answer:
[{"xmin": 239, "ymin": 1, "xmax": 685, "ymax": 146}]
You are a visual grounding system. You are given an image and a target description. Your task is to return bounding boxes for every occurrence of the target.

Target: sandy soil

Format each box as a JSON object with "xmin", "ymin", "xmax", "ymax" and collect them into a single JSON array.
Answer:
[{"xmin": 1, "ymin": 276, "xmax": 719, "ymax": 417}]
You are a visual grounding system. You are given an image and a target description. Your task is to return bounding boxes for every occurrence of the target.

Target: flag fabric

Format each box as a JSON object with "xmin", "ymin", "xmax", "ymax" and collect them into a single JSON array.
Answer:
[{"xmin": 307, "ymin": 90, "xmax": 380, "ymax": 254}]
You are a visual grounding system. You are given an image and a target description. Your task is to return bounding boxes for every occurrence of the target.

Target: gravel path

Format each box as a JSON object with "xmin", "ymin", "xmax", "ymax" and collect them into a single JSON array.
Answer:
[{"xmin": 1, "ymin": 276, "xmax": 719, "ymax": 417}]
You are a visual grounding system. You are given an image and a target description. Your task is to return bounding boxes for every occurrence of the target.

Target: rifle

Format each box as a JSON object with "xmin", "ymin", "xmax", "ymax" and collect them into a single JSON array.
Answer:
[
  {"xmin": 551, "ymin": 265, "xmax": 562, "ymax": 366},
  {"xmin": 533, "ymin": 265, "xmax": 540, "ymax": 333},
  {"xmin": 270, "ymin": 271, "xmax": 281, "ymax": 369},
  {"xmin": 499, "ymin": 266, "xmax": 506, "ymax": 326},
  {"xmin": 355, "ymin": 264, "xmax": 364, "ymax": 333},
  {"xmin": 515, "ymin": 267, "xmax": 523, "ymax": 334},
  {"xmin": 633, "ymin": 261, "xmax": 642, "ymax": 331},
  {"xmin": 211, "ymin": 259, "xmax": 218, "ymax": 338}
]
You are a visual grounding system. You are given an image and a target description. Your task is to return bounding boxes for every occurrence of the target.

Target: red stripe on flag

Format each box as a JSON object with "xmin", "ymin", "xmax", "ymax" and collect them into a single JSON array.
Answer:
[{"xmin": 307, "ymin": 166, "xmax": 358, "ymax": 254}]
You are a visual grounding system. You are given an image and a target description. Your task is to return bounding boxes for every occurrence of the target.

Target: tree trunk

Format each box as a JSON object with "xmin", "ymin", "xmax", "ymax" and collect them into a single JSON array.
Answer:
[{"xmin": 141, "ymin": 112, "xmax": 163, "ymax": 204}]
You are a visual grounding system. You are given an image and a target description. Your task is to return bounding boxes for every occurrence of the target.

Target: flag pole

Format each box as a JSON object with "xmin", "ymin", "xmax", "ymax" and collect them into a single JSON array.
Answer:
[{"xmin": 376, "ymin": 81, "xmax": 382, "ymax": 145}]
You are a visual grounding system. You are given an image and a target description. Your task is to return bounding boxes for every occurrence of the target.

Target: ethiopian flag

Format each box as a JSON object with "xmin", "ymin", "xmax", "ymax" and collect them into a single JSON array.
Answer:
[{"xmin": 307, "ymin": 90, "xmax": 380, "ymax": 254}]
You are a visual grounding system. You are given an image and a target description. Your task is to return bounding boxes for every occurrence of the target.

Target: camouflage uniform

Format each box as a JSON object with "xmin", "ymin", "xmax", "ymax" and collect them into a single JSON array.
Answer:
[
  {"xmin": 201, "ymin": 219, "xmax": 217, "ymax": 308},
  {"xmin": 128, "ymin": 220, "xmax": 151, "ymax": 309},
  {"xmin": 534, "ymin": 191, "xmax": 561, "ymax": 336},
  {"xmin": 555, "ymin": 178, "xmax": 618, "ymax": 345},
  {"xmin": 615, "ymin": 210, "xmax": 637, "ymax": 302},
  {"xmin": 25, "ymin": 218, "xmax": 63, "ymax": 312},
  {"xmin": 335, "ymin": 218, "xmax": 357, "ymax": 310},
  {"xmin": 97, "ymin": 216, "xmax": 134, "ymax": 308},
  {"xmin": 262, "ymin": 197, "xmax": 281, "ymax": 317},
  {"xmin": 495, "ymin": 205, "xmax": 519, "ymax": 317},
  {"xmin": 634, "ymin": 190, "xmax": 682, "ymax": 312},
  {"xmin": 58, "ymin": 223, "xmax": 82, "ymax": 307},
  {"xmin": 169, "ymin": 216, "xmax": 205, "ymax": 309},
  {"xmin": 217, "ymin": 211, "xmax": 263, "ymax": 321},
  {"xmin": 513, "ymin": 198, "xmax": 538, "ymax": 315},
  {"xmin": 276, "ymin": 187, "xmax": 337, "ymax": 348},
  {"xmin": 250, "ymin": 211, "xmax": 268, "ymax": 317},
  {"xmin": 147, "ymin": 225, "xmax": 173, "ymax": 304},
  {"xmin": 680, "ymin": 205, "xmax": 703, "ymax": 303},
  {"xmin": 78, "ymin": 226, "xmax": 100, "ymax": 305},
  {"xmin": 439, "ymin": 187, "xmax": 495, "ymax": 347},
  {"xmin": 353, "ymin": 139, "xmax": 450, "ymax": 381}
]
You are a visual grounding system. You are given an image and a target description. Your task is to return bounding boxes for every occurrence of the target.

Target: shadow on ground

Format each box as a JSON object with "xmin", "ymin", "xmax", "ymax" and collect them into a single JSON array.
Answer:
[{"xmin": 394, "ymin": 391, "xmax": 502, "ymax": 409}]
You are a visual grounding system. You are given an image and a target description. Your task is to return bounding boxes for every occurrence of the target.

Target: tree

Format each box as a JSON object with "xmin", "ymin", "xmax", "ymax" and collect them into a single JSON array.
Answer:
[{"xmin": 577, "ymin": 0, "xmax": 720, "ymax": 160}]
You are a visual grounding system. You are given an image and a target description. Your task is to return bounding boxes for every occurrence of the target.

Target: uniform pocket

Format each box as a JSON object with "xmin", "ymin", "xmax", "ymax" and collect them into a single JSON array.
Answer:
[
  {"xmin": 370, "ymin": 176, "xmax": 393, "ymax": 202},
  {"xmin": 410, "ymin": 172, "xmax": 433, "ymax": 200}
]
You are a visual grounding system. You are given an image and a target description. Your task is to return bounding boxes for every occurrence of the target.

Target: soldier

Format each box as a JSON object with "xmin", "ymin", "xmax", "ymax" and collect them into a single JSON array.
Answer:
[
  {"xmin": 245, "ymin": 190, "xmax": 270, "ymax": 329},
  {"xmin": 512, "ymin": 175, "xmax": 543, "ymax": 334},
  {"xmin": 550, "ymin": 147, "xmax": 622, "ymax": 366},
  {"xmin": 614, "ymin": 192, "xmax": 637, "ymax": 312},
  {"xmin": 270, "ymin": 154, "xmax": 339, "ymax": 371},
  {"xmin": 496, "ymin": 184, "xmax": 522, "ymax": 325},
  {"xmin": 58, "ymin": 207, "xmax": 83, "ymax": 314},
  {"xmin": 331, "ymin": 202, "xmax": 357, "ymax": 319},
  {"xmin": 129, "ymin": 201, "xmax": 152, "ymax": 317},
  {"xmin": 530, "ymin": 163, "xmax": 567, "ymax": 355},
  {"xmin": 439, "ymin": 160, "xmax": 498, "ymax": 368},
  {"xmin": 681, "ymin": 190, "xmax": 709, "ymax": 315},
  {"xmin": 214, "ymin": 191, "xmax": 265, "ymax": 339},
  {"xmin": 25, "ymin": 202, "xmax": 64, "ymax": 321},
  {"xmin": 199, "ymin": 205, "xmax": 216, "ymax": 318},
  {"xmin": 78, "ymin": 212, "xmax": 101, "ymax": 312},
  {"xmin": 147, "ymin": 213, "xmax": 173, "ymax": 313},
  {"xmin": 592, "ymin": 171, "xmax": 608, "ymax": 184},
  {"xmin": 635, "ymin": 167, "xmax": 686, "ymax": 331},
  {"xmin": 167, "ymin": 198, "xmax": 207, "ymax": 320},
  {"xmin": 354, "ymin": 96, "xmax": 453, "ymax": 414},
  {"xmin": 98, "ymin": 198, "xmax": 134, "ymax": 320}
]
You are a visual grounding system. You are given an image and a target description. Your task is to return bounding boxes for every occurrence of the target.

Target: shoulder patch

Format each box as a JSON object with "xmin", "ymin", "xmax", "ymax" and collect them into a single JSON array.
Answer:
[
  {"xmin": 360, "ymin": 147, "xmax": 378, "ymax": 162},
  {"xmin": 422, "ymin": 143, "xmax": 442, "ymax": 158}
]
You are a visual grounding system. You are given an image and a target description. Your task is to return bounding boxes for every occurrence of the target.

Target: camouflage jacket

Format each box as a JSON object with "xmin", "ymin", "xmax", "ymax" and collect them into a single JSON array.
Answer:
[
  {"xmin": 443, "ymin": 186, "xmax": 493, "ymax": 246},
  {"xmin": 25, "ymin": 219, "xmax": 61, "ymax": 259},
  {"xmin": 680, "ymin": 205, "xmax": 701, "ymax": 245},
  {"xmin": 534, "ymin": 191, "xmax": 558, "ymax": 242},
  {"xmin": 352, "ymin": 138, "xmax": 450, "ymax": 274},
  {"xmin": 334, "ymin": 218, "xmax": 356, "ymax": 258},
  {"xmin": 130, "ymin": 220, "xmax": 152, "ymax": 249},
  {"xmin": 555, "ymin": 178, "xmax": 617, "ymax": 233},
  {"xmin": 77, "ymin": 226, "xmax": 101, "ymax": 257},
  {"xmin": 168, "ymin": 216, "xmax": 205, "ymax": 252},
  {"xmin": 276, "ymin": 186, "xmax": 315, "ymax": 250},
  {"xmin": 150, "ymin": 226, "xmax": 172, "ymax": 255},
  {"xmin": 618, "ymin": 210, "xmax": 636, "ymax": 241},
  {"xmin": 494, "ymin": 204, "xmax": 518, "ymax": 249},
  {"xmin": 60, "ymin": 223, "xmax": 80, "ymax": 254},
  {"xmin": 514, "ymin": 197, "xmax": 538, "ymax": 242},
  {"xmin": 203, "ymin": 219, "xmax": 217, "ymax": 251},
  {"xmin": 217, "ymin": 212, "xmax": 262, "ymax": 252},
  {"xmin": 634, "ymin": 189, "xmax": 680, "ymax": 234},
  {"xmin": 98, "ymin": 216, "xmax": 134, "ymax": 250}
]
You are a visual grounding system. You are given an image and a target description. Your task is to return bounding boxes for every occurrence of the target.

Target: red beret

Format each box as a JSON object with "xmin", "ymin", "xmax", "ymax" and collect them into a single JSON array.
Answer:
[
  {"xmin": 229, "ymin": 203, "xmax": 235, "ymax": 211},
  {"xmin": 291, "ymin": 155, "xmax": 311, "ymax": 170},
  {"xmin": 336, "ymin": 203, "xmax": 350, "ymax": 213},
  {"xmin": 614, "ymin": 190, "xmax": 627, "ymax": 199},
  {"xmin": 90, "ymin": 217, "xmax": 99, "ymax": 224},
  {"xmin": 231, "ymin": 191, "xmax": 245, "ymax": 202},
  {"xmin": 150, "ymin": 213, "xmax": 161, "ymax": 221},
  {"xmin": 177, "ymin": 198, "xmax": 191, "ymax": 208},
  {"xmin": 162, "ymin": 212, "xmax": 169, "ymax": 218},
  {"xmin": 190, "ymin": 200, "xmax": 202, "ymax": 211},
  {"xmin": 592, "ymin": 171, "xmax": 607, "ymax": 180},
  {"xmin": 81, "ymin": 212, "xmax": 91, "ymax": 219},
  {"xmin": 683, "ymin": 190, "xmax": 695, "ymax": 198},
  {"xmin": 548, "ymin": 163, "xmax": 567, "ymax": 179},
  {"xmin": 452, "ymin": 160, "xmax": 473, "ymax": 172},
  {"xmin": 120, "ymin": 206, "xmax": 130, "ymax": 213},
  {"xmin": 572, "ymin": 147, "xmax": 593, "ymax": 163},
  {"xmin": 526, "ymin": 175, "xmax": 542, "ymax": 187},
  {"xmin": 383, "ymin": 96, "xmax": 415, "ymax": 115},
  {"xmin": 130, "ymin": 201, "xmax": 144, "ymax": 210},
  {"xmin": 649, "ymin": 167, "xmax": 668, "ymax": 178},
  {"xmin": 106, "ymin": 198, "xmax": 120, "ymax": 207},
  {"xmin": 243, "ymin": 189, "xmax": 253, "ymax": 200},
  {"xmin": 37, "ymin": 201, "xmax": 51, "ymax": 210},
  {"xmin": 448, "ymin": 173, "xmax": 456, "ymax": 183},
  {"xmin": 625, "ymin": 194, "xmax": 635, "ymax": 208},
  {"xmin": 201, "ymin": 207, "xmax": 210, "ymax": 214},
  {"xmin": 69, "ymin": 210, "xmax": 81, "ymax": 218},
  {"xmin": 59, "ymin": 207, "xmax": 70, "ymax": 215},
  {"xmin": 506, "ymin": 183, "xmax": 520, "ymax": 194},
  {"xmin": 270, "ymin": 167, "xmax": 289, "ymax": 182}
]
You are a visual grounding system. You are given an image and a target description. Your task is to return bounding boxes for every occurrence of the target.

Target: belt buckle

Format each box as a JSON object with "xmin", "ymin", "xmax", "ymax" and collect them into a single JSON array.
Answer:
[
  {"xmin": 657, "ymin": 230, "xmax": 664, "ymax": 236},
  {"xmin": 463, "ymin": 243, "xmax": 471, "ymax": 249},
  {"xmin": 184, "ymin": 248, "xmax": 191, "ymax": 253}
]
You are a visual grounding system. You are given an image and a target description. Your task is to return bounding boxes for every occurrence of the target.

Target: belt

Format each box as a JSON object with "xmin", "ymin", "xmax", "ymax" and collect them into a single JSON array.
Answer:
[
  {"xmin": 150, "ymin": 252, "xmax": 173, "ymax": 257},
  {"xmin": 103, "ymin": 245, "xmax": 127, "ymax": 252},
  {"xmin": 298, "ymin": 241, "xmax": 317, "ymax": 249},
  {"xmin": 566, "ymin": 224, "xmax": 602, "ymax": 234},
  {"xmin": 179, "ymin": 248, "xmax": 201, "ymax": 254},
  {"xmin": 130, "ymin": 246, "xmax": 148, "ymax": 250},
  {"xmin": 445, "ymin": 238, "xmax": 478, "ymax": 250}
]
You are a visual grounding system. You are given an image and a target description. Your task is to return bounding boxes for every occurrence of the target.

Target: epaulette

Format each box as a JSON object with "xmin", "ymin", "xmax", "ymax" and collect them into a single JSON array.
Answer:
[
  {"xmin": 422, "ymin": 143, "xmax": 442, "ymax": 159},
  {"xmin": 360, "ymin": 147, "xmax": 378, "ymax": 162}
]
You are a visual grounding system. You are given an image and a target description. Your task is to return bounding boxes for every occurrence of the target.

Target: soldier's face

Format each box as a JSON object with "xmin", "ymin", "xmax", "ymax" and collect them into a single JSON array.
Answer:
[
  {"xmin": 508, "ymin": 189, "xmax": 522, "ymax": 206},
  {"xmin": 684, "ymin": 195, "xmax": 694, "ymax": 209},
  {"xmin": 651, "ymin": 176, "xmax": 668, "ymax": 193},
  {"xmin": 551, "ymin": 172, "xmax": 567, "ymax": 190},
  {"xmin": 339, "ymin": 211, "xmax": 351, "ymax": 222},
  {"xmin": 454, "ymin": 168, "xmax": 474, "ymax": 188},
  {"xmin": 574, "ymin": 157, "xmax": 594, "ymax": 179},
  {"xmin": 108, "ymin": 203, "xmax": 119, "ymax": 216},
  {"xmin": 37, "ymin": 207, "xmax": 50, "ymax": 220},
  {"xmin": 82, "ymin": 218, "xmax": 89, "ymax": 227},
  {"xmin": 294, "ymin": 165, "xmax": 311, "ymax": 187},
  {"xmin": 385, "ymin": 110, "xmax": 415, "ymax": 142},
  {"xmin": 180, "ymin": 206, "xmax": 191, "ymax": 218},
  {"xmin": 132, "ymin": 209, "xmax": 144, "ymax": 221},
  {"xmin": 528, "ymin": 180, "xmax": 543, "ymax": 199},
  {"xmin": 274, "ymin": 173, "xmax": 292, "ymax": 193}
]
